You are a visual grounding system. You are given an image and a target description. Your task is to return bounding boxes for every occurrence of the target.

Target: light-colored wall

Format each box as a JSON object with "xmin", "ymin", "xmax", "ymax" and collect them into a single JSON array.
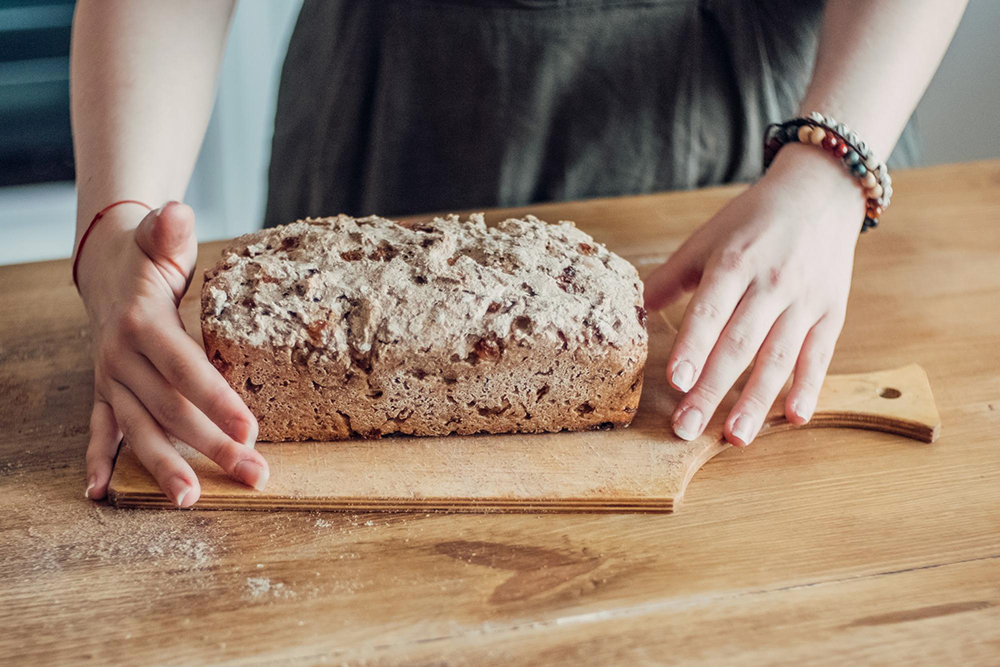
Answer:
[
  {"xmin": 913, "ymin": 0, "xmax": 1000, "ymax": 165},
  {"xmin": 184, "ymin": 0, "xmax": 303, "ymax": 242},
  {"xmin": 0, "ymin": 0, "xmax": 997, "ymax": 265}
]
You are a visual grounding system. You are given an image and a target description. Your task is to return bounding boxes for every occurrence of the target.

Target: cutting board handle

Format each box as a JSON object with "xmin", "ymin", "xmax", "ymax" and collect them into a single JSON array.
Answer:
[{"xmin": 762, "ymin": 364, "xmax": 941, "ymax": 443}]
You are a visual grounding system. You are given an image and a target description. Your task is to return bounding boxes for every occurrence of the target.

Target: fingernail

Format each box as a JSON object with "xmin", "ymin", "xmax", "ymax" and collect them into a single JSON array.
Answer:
[
  {"xmin": 673, "ymin": 406, "xmax": 703, "ymax": 441},
  {"xmin": 731, "ymin": 413, "xmax": 755, "ymax": 446},
  {"xmin": 235, "ymin": 459, "xmax": 269, "ymax": 491},
  {"xmin": 225, "ymin": 419, "xmax": 256, "ymax": 449},
  {"xmin": 671, "ymin": 360, "xmax": 695, "ymax": 393},
  {"xmin": 85, "ymin": 480, "xmax": 96, "ymax": 499},
  {"xmin": 794, "ymin": 400, "xmax": 814, "ymax": 423},
  {"xmin": 166, "ymin": 477, "xmax": 193, "ymax": 507}
]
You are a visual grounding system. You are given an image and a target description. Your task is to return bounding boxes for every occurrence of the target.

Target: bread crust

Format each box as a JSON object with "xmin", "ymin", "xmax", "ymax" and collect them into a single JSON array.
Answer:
[{"xmin": 201, "ymin": 214, "xmax": 647, "ymax": 441}]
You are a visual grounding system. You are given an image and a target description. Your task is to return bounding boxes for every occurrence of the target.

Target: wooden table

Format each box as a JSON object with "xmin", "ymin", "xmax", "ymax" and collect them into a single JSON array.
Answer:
[{"xmin": 2, "ymin": 161, "xmax": 999, "ymax": 665}]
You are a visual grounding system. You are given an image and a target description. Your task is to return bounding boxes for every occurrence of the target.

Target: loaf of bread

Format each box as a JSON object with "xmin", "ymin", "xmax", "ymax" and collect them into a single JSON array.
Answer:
[{"xmin": 201, "ymin": 214, "xmax": 647, "ymax": 441}]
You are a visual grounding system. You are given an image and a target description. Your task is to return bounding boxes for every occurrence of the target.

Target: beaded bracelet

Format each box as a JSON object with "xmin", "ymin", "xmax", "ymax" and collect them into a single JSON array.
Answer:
[{"xmin": 763, "ymin": 112, "xmax": 892, "ymax": 232}]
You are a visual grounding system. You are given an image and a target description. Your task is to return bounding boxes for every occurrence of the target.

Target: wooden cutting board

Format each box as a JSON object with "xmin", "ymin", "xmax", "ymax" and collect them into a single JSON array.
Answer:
[{"xmin": 107, "ymin": 310, "xmax": 940, "ymax": 513}]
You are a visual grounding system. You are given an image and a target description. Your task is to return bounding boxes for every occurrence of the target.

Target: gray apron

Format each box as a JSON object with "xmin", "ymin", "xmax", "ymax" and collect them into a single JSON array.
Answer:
[{"xmin": 264, "ymin": 0, "xmax": 920, "ymax": 224}]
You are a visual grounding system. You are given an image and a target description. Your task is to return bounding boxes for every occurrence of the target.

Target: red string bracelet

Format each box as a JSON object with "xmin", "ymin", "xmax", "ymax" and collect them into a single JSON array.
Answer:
[{"xmin": 72, "ymin": 199, "xmax": 152, "ymax": 292}]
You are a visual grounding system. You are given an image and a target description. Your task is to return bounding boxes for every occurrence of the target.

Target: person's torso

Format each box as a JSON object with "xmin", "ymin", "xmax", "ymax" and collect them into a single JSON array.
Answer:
[{"xmin": 265, "ymin": 0, "xmax": 919, "ymax": 224}]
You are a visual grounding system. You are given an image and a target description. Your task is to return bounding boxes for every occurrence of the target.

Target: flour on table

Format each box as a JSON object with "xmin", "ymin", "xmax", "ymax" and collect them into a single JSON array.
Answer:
[{"xmin": 245, "ymin": 576, "xmax": 297, "ymax": 601}]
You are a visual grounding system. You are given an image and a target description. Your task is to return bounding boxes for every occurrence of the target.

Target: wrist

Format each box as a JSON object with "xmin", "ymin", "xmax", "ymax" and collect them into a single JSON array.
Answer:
[
  {"xmin": 762, "ymin": 143, "xmax": 867, "ymax": 221},
  {"xmin": 75, "ymin": 207, "xmax": 147, "ymax": 307}
]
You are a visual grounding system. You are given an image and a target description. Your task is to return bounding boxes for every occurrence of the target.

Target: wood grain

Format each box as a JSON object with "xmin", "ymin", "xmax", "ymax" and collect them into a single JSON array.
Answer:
[
  {"xmin": 2, "ymin": 161, "xmax": 999, "ymax": 665},
  {"xmin": 106, "ymin": 360, "xmax": 940, "ymax": 512}
]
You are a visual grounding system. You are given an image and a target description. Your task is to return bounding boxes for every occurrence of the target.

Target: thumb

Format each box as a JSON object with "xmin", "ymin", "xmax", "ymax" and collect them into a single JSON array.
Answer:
[
  {"xmin": 136, "ymin": 201, "xmax": 197, "ymax": 298},
  {"xmin": 643, "ymin": 243, "xmax": 702, "ymax": 312}
]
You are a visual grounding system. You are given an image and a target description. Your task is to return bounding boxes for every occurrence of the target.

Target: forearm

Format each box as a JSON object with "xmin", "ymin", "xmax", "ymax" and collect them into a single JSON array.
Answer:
[
  {"xmin": 70, "ymin": 0, "xmax": 235, "ymax": 244},
  {"xmin": 800, "ymin": 0, "xmax": 968, "ymax": 158}
]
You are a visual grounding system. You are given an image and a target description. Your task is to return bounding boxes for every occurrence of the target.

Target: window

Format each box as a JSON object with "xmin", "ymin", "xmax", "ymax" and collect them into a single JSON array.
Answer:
[{"xmin": 0, "ymin": 0, "xmax": 76, "ymax": 186}]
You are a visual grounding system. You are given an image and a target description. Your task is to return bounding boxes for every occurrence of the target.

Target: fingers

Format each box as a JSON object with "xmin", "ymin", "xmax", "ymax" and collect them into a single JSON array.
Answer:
[
  {"xmin": 643, "ymin": 243, "xmax": 702, "ymax": 311},
  {"xmin": 107, "ymin": 380, "xmax": 202, "ymax": 508},
  {"xmin": 139, "ymin": 321, "xmax": 259, "ymax": 447},
  {"xmin": 135, "ymin": 201, "xmax": 197, "ymax": 299},
  {"xmin": 671, "ymin": 288, "xmax": 785, "ymax": 442},
  {"xmin": 85, "ymin": 396, "xmax": 121, "ymax": 500},
  {"xmin": 135, "ymin": 200, "xmax": 195, "ymax": 266},
  {"xmin": 119, "ymin": 352, "xmax": 269, "ymax": 490},
  {"xmin": 666, "ymin": 250, "xmax": 750, "ymax": 394},
  {"xmin": 785, "ymin": 312, "xmax": 844, "ymax": 426},
  {"xmin": 724, "ymin": 309, "xmax": 810, "ymax": 446}
]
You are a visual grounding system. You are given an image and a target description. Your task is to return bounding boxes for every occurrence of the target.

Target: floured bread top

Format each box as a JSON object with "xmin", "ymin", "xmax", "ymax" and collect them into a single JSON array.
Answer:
[{"xmin": 202, "ymin": 214, "xmax": 647, "ymax": 362}]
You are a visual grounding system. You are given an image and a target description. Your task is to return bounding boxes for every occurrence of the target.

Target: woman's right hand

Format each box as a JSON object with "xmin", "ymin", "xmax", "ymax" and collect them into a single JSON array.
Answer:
[{"xmin": 78, "ymin": 201, "xmax": 269, "ymax": 507}]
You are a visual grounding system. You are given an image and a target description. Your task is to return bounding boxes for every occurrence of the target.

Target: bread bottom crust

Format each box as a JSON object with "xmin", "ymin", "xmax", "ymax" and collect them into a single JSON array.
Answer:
[{"xmin": 204, "ymin": 329, "xmax": 645, "ymax": 442}]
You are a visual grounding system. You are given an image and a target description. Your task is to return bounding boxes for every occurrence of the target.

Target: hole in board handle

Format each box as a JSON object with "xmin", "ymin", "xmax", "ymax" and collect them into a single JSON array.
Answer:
[{"xmin": 879, "ymin": 387, "xmax": 902, "ymax": 399}]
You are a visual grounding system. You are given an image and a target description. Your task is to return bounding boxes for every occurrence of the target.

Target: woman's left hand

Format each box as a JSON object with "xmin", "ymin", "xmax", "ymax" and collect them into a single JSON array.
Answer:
[{"xmin": 643, "ymin": 143, "xmax": 867, "ymax": 446}]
